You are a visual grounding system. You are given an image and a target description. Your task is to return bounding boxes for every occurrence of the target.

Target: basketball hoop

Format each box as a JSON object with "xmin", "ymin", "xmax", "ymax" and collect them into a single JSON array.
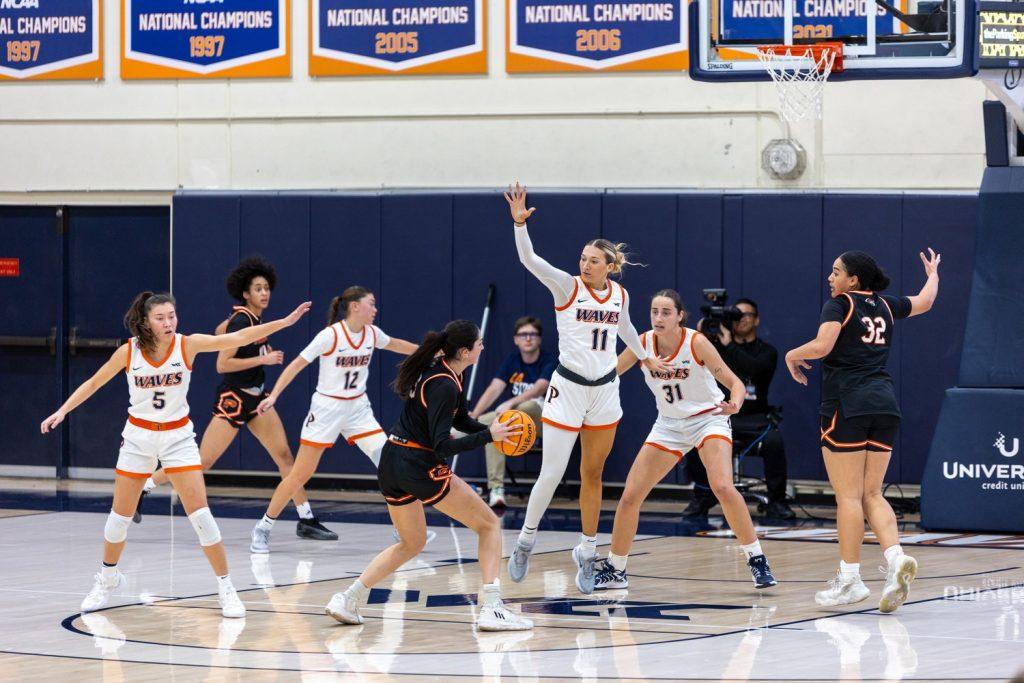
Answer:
[{"xmin": 756, "ymin": 42, "xmax": 844, "ymax": 123}]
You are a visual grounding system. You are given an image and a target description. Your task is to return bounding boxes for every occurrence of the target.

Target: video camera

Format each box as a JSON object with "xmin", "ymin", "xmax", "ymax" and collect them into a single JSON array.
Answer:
[{"xmin": 699, "ymin": 289, "xmax": 743, "ymax": 339}]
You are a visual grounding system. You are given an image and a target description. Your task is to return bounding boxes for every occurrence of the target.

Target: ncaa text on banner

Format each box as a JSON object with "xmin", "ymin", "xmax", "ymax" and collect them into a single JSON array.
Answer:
[
  {"xmin": 310, "ymin": 0, "xmax": 486, "ymax": 75},
  {"xmin": 506, "ymin": 0, "xmax": 686, "ymax": 72},
  {"xmin": 0, "ymin": 0, "xmax": 101, "ymax": 81},
  {"xmin": 122, "ymin": 0, "xmax": 290, "ymax": 79}
]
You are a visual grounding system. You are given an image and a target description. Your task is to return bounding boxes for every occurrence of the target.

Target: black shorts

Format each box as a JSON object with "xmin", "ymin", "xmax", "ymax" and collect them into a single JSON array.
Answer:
[
  {"xmin": 377, "ymin": 441, "xmax": 453, "ymax": 507},
  {"xmin": 212, "ymin": 382, "xmax": 268, "ymax": 428},
  {"xmin": 820, "ymin": 411, "xmax": 899, "ymax": 453}
]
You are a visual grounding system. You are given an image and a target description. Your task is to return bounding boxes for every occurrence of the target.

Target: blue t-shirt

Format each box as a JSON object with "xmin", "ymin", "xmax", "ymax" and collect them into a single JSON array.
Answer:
[{"xmin": 495, "ymin": 350, "xmax": 557, "ymax": 403}]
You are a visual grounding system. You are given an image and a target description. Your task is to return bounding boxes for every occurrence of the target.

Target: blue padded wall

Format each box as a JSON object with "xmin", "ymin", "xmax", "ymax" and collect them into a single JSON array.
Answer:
[{"xmin": 168, "ymin": 190, "xmax": 977, "ymax": 485}]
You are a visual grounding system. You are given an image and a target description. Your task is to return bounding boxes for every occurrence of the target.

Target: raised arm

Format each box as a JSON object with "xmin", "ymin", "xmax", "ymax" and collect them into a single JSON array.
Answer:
[
  {"xmin": 906, "ymin": 247, "xmax": 941, "ymax": 317},
  {"xmin": 41, "ymin": 344, "xmax": 130, "ymax": 433},
  {"xmin": 215, "ymin": 317, "xmax": 284, "ymax": 374},
  {"xmin": 185, "ymin": 301, "xmax": 311, "ymax": 361},
  {"xmin": 505, "ymin": 182, "xmax": 576, "ymax": 303}
]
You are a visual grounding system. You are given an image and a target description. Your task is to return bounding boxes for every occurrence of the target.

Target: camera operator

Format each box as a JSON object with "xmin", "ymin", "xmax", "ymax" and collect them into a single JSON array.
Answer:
[{"xmin": 686, "ymin": 297, "xmax": 795, "ymax": 520}]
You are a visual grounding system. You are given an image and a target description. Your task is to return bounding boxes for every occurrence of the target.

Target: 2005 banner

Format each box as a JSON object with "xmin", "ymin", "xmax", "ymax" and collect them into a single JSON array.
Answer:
[
  {"xmin": 310, "ymin": 0, "xmax": 486, "ymax": 75},
  {"xmin": 506, "ymin": 0, "xmax": 685, "ymax": 72},
  {"xmin": 0, "ymin": 0, "xmax": 101, "ymax": 81},
  {"xmin": 121, "ymin": 0, "xmax": 289, "ymax": 79}
]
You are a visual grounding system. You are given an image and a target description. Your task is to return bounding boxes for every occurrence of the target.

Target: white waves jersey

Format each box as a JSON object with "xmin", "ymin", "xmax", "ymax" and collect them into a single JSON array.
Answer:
[
  {"xmin": 125, "ymin": 333, "xmax": 192, "ymax": 422},
  {"xmin": 555, "ymin": 276, "xmax": 627, "ymax": 380},
  {"xmin": 641, "ymin": 328, "xmax": 723, "ymax": 419},
  {"xmin": 299, "ymin": 321, "xmax": 391, "ymax": 399}
]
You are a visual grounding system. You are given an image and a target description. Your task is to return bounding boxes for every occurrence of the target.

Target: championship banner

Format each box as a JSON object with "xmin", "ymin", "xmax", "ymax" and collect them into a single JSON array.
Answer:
[
  {"xmin": 506, "ymin": 0, "xmax": 685, "ymax": 72},
  {"xmin": 0, "ymin": 0, "xmax": 101, "ymax": 81},
  {"xmin": 121, "ymin": 0, "xmax": 290, "ymax": 79},
  {"xmin": 718, "ymin": 0, "xmax": 897, "ymax": 43},
  {"xmin": 310, "ymin": 0, "xmax": 486, "ymax": 75}
]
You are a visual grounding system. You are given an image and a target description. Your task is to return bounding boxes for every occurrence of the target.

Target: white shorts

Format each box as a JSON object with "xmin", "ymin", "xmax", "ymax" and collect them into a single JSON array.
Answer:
[
  {"xmin": 300, "ymin": 392, "xmax": 384, "ymax": 449},
  {"xmin": 643, "ymin": 413, "xmax": 733, "ymax": 460},
  {"xmin": 115, "ymin": 421, "xmax": 201, "ymax": 478},
  {"xmin": 541, "ymin": 372, "xmax": 622, "ymax": 433}
]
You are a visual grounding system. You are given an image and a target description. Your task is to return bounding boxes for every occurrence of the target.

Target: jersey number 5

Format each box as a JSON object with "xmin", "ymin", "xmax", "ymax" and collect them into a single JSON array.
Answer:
[
  {"xmin": 860, "ymin": 316, "xmax": 887, "ymax": 345},
  {"xmin": 152, "ymin": 391, "xmax": 165, "ymax": 410}
]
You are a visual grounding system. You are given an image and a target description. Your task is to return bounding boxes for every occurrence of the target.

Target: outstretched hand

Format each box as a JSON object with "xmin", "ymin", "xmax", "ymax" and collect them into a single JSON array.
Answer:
[
  {"xmin": 785, "ymin": 352, "xmax": 812, "ymax": 386},
  {"xmin": 284, "ymin": 301, "xmax": 312, "ymax": 326},
  {"xmin": 504, "ymin": 182, "xmax": 536, "ymax": 224},
  {"xmin": 920, "ymin": 247, "xmax": 941, "ymax": 278}
]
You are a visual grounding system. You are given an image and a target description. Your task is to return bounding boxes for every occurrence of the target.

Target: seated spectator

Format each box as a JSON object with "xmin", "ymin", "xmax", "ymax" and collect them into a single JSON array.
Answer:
[{"xmin": 470, "ymin": 316, "xmax": 556, "ymax": 507}]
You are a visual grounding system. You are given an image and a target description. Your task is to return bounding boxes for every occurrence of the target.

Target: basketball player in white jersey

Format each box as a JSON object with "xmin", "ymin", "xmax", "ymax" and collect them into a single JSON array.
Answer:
[
  {"xmin": 248, "ymin": 286, "xmax": 418, "ymax": 553},
  {"xmin": 40, "ymin": 291, "xmax": 311, "ymax": 616},
  {"xmin": 504, "ymin": 182, "xmax": 671, "ymax": 594},
  {"xmin": 593, "ymin": 289, "xmax": 778, "ymax": 590}
]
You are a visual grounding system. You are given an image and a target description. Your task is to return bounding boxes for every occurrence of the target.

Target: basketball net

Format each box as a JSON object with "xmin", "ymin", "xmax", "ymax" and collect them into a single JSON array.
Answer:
[{"xmin": 756, "ymin": 43, "xmax": 843, "ymax": 123}]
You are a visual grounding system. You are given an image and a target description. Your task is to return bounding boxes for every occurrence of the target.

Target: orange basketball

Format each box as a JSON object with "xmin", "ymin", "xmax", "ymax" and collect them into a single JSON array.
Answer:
[{"xmin": 494, "ymin": 409, "xmax": 537, "ymax": 457}]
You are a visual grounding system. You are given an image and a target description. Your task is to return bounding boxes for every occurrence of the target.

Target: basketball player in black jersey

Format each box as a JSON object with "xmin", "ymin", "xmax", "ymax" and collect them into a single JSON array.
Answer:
[
  {"xmin": 141, "ymin": 257, "xmax": 334, "ymax": 540},
  {"xmin": 325, "ymin": 320, "xmax": 533, "ymax": 631},
  {"xmin": 785, "ymin": 248, "xmax": 940, "ymax": 612}
]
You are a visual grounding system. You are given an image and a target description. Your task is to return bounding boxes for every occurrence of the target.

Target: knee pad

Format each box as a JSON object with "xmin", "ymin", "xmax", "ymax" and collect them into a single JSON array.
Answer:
[
  {"xmin": 356, "ymin": 432, "xmax": 388, "ymax": 467},
  {"xmin": 187, "ymin": 507, "xmax": 222, "ymax": 546},
  {"xmin": 104, "ymin": 511, "xmax": 132, "ymax": 543}
]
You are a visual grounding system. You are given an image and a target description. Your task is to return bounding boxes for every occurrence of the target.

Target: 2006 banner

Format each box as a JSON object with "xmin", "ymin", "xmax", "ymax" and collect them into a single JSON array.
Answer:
[
  {"xmin": 0, "ymin": 0, "xmax": 101, "ymax": 81},
  {"xmin": 121, "ymin": 0, "xmax": 289, "ymax": 79},
  {"xmin": 310, "ymin": 0, "xmax": 485, "ymax": 75},
  {"xmin": 506, "ymin": 0, "xmax": 685, "ymax": 72}
]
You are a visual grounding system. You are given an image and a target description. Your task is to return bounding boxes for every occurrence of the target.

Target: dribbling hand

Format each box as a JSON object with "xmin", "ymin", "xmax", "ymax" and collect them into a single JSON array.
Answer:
[
  {"xmin": 489, "ymin": 414, "xmax": 524, "ymax": 445},
  {"xmin": 504, "ymin": 182, "xmax": 536, "ymax": 225}
]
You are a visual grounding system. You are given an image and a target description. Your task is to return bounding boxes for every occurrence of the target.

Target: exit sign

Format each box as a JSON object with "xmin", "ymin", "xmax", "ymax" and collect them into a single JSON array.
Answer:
[{"xmin": 0, "ymin": 258, "xmax": 19, "ymax": 277}]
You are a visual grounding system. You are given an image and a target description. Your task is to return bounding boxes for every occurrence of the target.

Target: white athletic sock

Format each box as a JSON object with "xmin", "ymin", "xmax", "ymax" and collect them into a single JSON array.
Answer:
[
  {"xmin": 740, "ymin": 540, "xmax": 763, "ymax": 559},
  {"xmin": 100, "ymin": 564, "xmax": 118, "ymax": 580},
  {"xmin": 143, "ymin": 478, "xmax": 156, "ymax": 492},
  {"xmin": 579, "ymin": 534, "xmax": 597, "ymax": 557},
  {"xmin": 608, "ymin": 552, "xmax": 628, "ymax": 572},
  {"xmin": 883, "ymin": 544, "xmax": 904, "ymax": 566},
  {"xmin": 216, "ymin": 574, "xmax": 233, "ymax": 590},
  {"xmin": 518, "ymin": 525, "xmax": 537, "ymax": 546},
  {"xmin": 295, "ymin": 502, "xmax": 313, "ymax": 520},
  {"xmin": 522, "ymin": 424, "xmax": 578, "ymax": 530},
  {"xmin": 839, "ymin": 560, "xmax": 860, "ymax": 580},
  {"xmin": 345, "ymin": 579, "xmax": 370, "ymax": 605},
  {"xmin": 260, "ymin": 514, "xmax": 276, "ymax": 529},
  {"xmin": 480, "ymin": 581, "xmax": 502, "ymax": 607}
]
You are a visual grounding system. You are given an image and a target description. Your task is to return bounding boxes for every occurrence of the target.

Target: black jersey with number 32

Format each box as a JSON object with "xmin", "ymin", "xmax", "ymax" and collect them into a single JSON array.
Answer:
[{"xmin": 818, "ymin": 291, "xmax": 912, "ymax": 419}]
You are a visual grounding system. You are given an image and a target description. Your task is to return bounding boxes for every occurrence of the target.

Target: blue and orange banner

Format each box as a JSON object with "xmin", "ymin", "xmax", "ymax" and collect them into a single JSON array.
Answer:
[
  {"xmin": 121, "ymin": 0, "xmax": 290, "ymax": 79},
  {"xmin": 0, "ymin": 0, "xmax": 102, "ymax": 81},
  {"xmin": 310, "ymin": 0, "xmax": 486, "ymax": 75},
  {"xmin": 506, "ymin": 0, "xmax": 686, "ymax": 72}
]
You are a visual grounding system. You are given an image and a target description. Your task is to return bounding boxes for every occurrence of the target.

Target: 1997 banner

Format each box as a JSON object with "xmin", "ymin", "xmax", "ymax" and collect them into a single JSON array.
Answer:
[
  {"xmin": 121, "ymin": 0, "xmax": 289, "ymax": 79},
  {"xmin": 0, "ymin": 0, "xmax": 101, "ymax": 81}
]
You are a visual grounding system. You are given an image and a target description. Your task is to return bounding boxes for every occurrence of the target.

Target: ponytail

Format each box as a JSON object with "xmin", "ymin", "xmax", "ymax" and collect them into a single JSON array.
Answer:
[
  {"xmin": 392, "ymin": 320, "xmax": 479, "ymax": 397},
  {"xmin": 326, "ymin": 285, "xmax": 373, "ymax": 325},
  {"xmin": 124, "ymin": 291, "xmax": 176, "ymax": 354},
  {"xmin": 586, "ymin": 238, "xmax": 644, "ymax": 276},
  {"xmin": 839, "ymin": 251, "xmax": 891, "ymax": 292}
]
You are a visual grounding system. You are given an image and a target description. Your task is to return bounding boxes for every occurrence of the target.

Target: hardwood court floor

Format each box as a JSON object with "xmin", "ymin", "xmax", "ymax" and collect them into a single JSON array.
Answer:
[{"xmin": 0, "ymin": 489, "xmax": 1022, "ymax": 681}]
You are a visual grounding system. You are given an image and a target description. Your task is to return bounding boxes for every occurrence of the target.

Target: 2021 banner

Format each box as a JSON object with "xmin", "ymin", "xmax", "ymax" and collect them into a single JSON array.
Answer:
[
  {"xmin": 506, "ymin": 0, "xmax": 685, "ymax": 72},
  {"xmin": 310, "ymin": 0, "xmax": 485, "ymax": 75},
  {"xmin": 121, "ymin": 0, "xmax": 290, "ymax": 79},
  {"xmin": 0, "ymin": 0, "xmax": 101, "ymax": 81}
]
